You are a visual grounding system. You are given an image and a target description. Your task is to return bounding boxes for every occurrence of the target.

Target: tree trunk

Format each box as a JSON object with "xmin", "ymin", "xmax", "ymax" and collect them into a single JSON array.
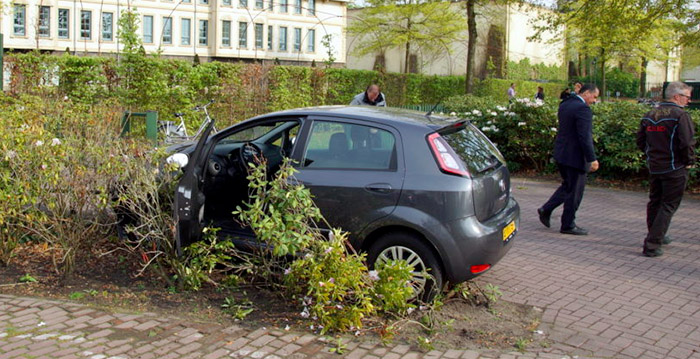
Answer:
[
  {"xmin": 404, "ymin": 18, "xmax": 412, "ymax": 74},
  {"xmin": 578, "ymin": 53, "xmax": 583, "ymax": 77},
  {"xmin": 640, "ymin": 57, "xmax": 648, "ymax": 98},
  {"xmin": 600, "ymin": 48, "xmax": 606, "ymax": 101},
  {"xmin": 465, "ymin": 0, "xmax": 477, "ymax": 94}
]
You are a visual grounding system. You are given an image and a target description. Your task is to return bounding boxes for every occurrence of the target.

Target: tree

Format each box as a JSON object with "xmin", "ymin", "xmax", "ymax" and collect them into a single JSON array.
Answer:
[
  {"xmin": 532, "ymin": 0, "xmax": 699, "ymax": 98},
  {"xmin": 348, "ymin": 0, "xmax": 466, "ymax": 74}
]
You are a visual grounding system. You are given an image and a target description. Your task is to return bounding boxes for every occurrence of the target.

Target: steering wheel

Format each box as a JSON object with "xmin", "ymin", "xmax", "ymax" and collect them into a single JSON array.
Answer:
[{"xmin": 238, "ymin": 142, "xmax": 263, "ymax": 170}]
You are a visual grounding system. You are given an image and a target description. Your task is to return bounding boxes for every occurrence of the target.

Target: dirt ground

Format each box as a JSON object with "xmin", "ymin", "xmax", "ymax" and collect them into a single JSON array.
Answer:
[{"xmin": 0, "ymin": 239, "xmax": 544, "ymax": 353}]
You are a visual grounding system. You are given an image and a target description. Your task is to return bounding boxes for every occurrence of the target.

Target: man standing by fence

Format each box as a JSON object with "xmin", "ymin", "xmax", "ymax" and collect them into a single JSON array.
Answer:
[{"xmin": 636, "ymin": 81, "xmax": 695, "ymax": 257}]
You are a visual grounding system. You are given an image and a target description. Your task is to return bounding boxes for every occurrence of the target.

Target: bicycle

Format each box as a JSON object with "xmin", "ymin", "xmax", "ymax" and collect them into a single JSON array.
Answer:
[{"xmin": 159, "ymin": 100, "xmax": 217, "ymax": 144}]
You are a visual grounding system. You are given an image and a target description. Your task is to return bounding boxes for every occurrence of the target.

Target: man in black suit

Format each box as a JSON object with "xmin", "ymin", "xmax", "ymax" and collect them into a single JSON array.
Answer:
[{"xmin": 538, "ymin": 83, "xmax": 600, "ymax": 235}]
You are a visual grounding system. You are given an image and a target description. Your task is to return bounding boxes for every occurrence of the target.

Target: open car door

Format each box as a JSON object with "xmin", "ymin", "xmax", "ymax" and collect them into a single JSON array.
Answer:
[{"xmin": 174, "ymin": 119, "xmax": 216, "ymax": 255}]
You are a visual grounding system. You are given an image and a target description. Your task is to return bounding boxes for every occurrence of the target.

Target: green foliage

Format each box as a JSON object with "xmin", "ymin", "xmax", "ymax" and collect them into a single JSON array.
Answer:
[
  {"xmin": 235, "ymin": 158, "xmax": 323, "ymax": 257},
  {"xmin": 347, "ymin": 0, "xmax": 466, "ymax": 73},
  {"xmin": 221, "ymin": 297, "xmax": 255, "ymax": 320},
  {"xmin": 506, "ymin": 58, "xmax": 565, "ymax": 82},
  {"xmin": 472, "ymin": 78, "xmax": 565, "ymax": 102},
  {"xmin": 579, "ymin": 68, "xmax": 639, "ymax": 98},
  {"xmin": 370, "ymin": 260, "xmax": 415, "ymax": 314},
  {"xmin": 18, "ymin": 274, "xmax": 37, "ymax": 283}
]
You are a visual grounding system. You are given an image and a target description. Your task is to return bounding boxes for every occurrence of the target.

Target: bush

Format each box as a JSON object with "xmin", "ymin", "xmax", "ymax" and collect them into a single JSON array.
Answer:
[{"xmin": 473, "ymin": 78, "xmax": 566, "ymax": 102}]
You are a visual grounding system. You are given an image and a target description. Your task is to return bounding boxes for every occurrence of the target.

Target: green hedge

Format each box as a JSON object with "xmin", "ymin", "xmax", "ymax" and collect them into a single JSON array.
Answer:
[
  {"xmin": 445, "ymin": 95, "xmax": 700, "ymax": 187},
  {"xmin": 474, "ymin": 78, "xmax": 566, "ymax": 102}
]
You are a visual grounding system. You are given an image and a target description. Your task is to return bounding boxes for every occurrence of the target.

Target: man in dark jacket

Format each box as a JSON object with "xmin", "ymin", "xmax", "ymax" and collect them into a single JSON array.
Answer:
[
  {"xmin": 636, "ymin": 81, "xmax": 695, "ymax": 257},
  {"xmin": 538, "ymin": 83, "xmax": 600, "ymax": 235}
]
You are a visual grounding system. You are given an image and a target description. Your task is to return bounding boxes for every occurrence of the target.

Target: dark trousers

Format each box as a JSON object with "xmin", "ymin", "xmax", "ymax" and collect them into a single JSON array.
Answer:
[
  {"xmin": 644, "ymin": 169, "xmax": 687, "ymax": 250},
  {"xmin": 541, "ymin": 163, "xmax": 587, "ymax": 230}
]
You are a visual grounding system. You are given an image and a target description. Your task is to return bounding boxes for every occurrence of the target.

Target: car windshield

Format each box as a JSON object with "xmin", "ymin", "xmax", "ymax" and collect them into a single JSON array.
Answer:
[
  {"xmin": 441, "ymin": 122, "xmax": 505, "ymax": 174},
  {"xmin": 218, "ymin": 122, "xmax": 289, "ymax": 144}
]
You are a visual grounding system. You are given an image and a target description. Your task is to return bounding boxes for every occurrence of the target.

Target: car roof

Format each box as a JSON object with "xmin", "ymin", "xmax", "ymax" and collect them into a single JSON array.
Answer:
[{"xmin": 255, "ymin": 105, "xmax": 459, "ymax": 129}]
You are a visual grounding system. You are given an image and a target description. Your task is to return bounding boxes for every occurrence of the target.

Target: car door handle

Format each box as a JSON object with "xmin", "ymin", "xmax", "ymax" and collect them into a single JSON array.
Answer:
[{"xmin": 365, "ymin": 183, "xmax": 393, "ymax": 194}]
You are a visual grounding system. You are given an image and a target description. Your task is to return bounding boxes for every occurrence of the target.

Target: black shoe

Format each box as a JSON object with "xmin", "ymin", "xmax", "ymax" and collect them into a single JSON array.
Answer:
[
  {"xmin": 643, "ymin": 248, "xmax": 663, "ymax": 257},
  {"xmin": 560, "ymin": 226, "xmax": 588, "ymax": 235},
  {"xmin": 537, "ymin": 208, "xmax": 551, "ymax": 228},
  {"xmin": 662, "ymin": 236, "xmax": 672, "ymax": 245}
]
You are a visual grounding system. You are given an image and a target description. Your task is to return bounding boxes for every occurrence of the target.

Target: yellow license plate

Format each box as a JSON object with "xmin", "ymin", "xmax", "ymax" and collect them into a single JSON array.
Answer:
[{"xmin": 502, "ymin": 221, "xmax": 516, "ymax": 242}]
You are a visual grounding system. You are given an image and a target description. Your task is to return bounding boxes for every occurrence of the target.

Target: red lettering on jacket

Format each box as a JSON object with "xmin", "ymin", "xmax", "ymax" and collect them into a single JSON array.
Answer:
[{"xmin": 646, "ymin": 125, "xmax": 666, "ymax": 132}]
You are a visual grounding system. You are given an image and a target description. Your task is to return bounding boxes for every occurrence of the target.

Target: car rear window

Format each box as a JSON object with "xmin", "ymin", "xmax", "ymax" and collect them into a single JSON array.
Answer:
[{"xmin": 440, "ymin": 122, "xmax": 505, "ymax": 175}]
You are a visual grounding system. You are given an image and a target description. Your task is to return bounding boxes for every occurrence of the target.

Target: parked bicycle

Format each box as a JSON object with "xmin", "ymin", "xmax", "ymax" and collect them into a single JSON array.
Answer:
[{"xmin": 159, "ymin": 100, "xmax": 217, "ymax": 144}]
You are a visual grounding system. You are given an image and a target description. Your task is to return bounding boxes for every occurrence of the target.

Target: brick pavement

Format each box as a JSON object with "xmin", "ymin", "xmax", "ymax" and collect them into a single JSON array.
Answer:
[
  {"xmin": 480, "ymin": 178, "xmax": 700, "ymax": 359},
  {"xmin": 1, "ymin": 178, "xmax": 699, "ymax": 359}
]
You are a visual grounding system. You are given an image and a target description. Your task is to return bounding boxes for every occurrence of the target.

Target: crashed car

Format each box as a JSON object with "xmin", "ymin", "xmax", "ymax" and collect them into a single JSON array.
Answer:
[{"xmin": 168, "ymin": 106, "xmax": 519, "ymax": 299}]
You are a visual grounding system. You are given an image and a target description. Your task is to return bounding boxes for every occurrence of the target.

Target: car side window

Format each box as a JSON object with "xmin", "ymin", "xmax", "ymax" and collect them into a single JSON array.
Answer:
[{"xmin": 302, "ymin": 121, "xmax": 396, "ymax": 170}]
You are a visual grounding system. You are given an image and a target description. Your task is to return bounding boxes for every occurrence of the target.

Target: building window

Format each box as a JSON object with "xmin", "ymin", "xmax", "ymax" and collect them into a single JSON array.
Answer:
[
  {"xmin": 58, "ymin": 9, "xmax": 69, "ymax": 39},
  {"xmin": 223, "ymin": 0, "xmax": 231, "ymax": 4},
  {"xmin": 307, "ymin": 29, "xmax": 315, "ymax": 52},
  {"xmin": 80, "ymin": 10, "xmax": 91, "ymax": 40},
  {"xmin": 268, "ymin": 0, "xmax": 273, "ymax": 11},
  {"xmin": 222, "ymin": 20, "xmax": 231, "ymax": 46},
  {"xmin": 239, "ymin": 0, "xmax": 248, "ymax": 7},
  {"xmin": 38, "ymin": 6, "xmax": 50, "ymax": 37},
  {"xmin": 162, "ymin": 17, "xmax": 172, "ymax": 44},
  {"xmin": 199, "ymin": 20, "xmax": 208, "ymax": 45},
  {"xmin": 267, "ymin": 25, "xmax": 273, "ymax": 50},
  {"xmin": 102, "ymin": 12, "xmax": 113, "ymax": 41},
  {"xmin": 254, "ymin": 23, "xmax": 263, "ymax": 49},
  {"xmin": 200, "ymin": 0, "xmax": 209, "ymax": 3},
  {"xmin": 239, "ymin": 22, "xmax": 247, "ymax": 47},
  {"xmin": 143, "ymin": 15, "xmax": 153, "ymax": 43},
  {"xmin": 181, "ymin": 18, "xmax": 191, "ymax": 45},
  {"xmin": 280, "ymin": 0, "xmax": 288, "ymax": 13},
  {"xmin": 13, "ymin": 5, "xmax": 26, "ymax": 36},
  {"xmin": 255, "ymin": 0, "xmax": 263, "ymax": 8},
  {"xmin": 294, "ymin": 0, "xmax": 302, "ymax": 14},
  {"xmin": 293, "ymin": 28, "xmax": 301, "ymax": 51},
  {"xmin": 308, "ymin": 0, "xmax": 315, "ymax": 15},
  {"xmin": 279, "ymin": 26, "xmax": 287, "ymax": 51}
]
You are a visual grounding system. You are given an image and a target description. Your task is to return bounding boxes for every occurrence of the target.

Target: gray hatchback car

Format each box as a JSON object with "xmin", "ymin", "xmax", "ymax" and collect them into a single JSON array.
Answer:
[{"xmin": 171, "ymin": 106, "xmax": 519, "ymax": 299}]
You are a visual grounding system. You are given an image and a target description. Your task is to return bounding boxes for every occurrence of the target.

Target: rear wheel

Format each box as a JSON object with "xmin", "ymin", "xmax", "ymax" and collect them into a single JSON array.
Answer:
[{"xmin": 367, "ymin": 232, "xmax": 444, "ymax": 302}]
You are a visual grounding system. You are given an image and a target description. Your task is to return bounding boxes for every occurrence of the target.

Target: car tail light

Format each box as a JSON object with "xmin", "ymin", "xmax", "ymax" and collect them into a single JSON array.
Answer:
[
  {"xmin": 427, "ymin": 132, "xmax": 469, "ymax": 177},
  {"xmin": 470, "ymin": 264, "xmax": 491, "ymax": 274}
]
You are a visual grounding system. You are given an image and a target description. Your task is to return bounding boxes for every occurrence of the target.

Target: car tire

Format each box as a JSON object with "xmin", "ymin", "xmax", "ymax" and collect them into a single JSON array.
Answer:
[{"xmin": 367, "ymin": 232, "xmax": 444, "ymax": 302}]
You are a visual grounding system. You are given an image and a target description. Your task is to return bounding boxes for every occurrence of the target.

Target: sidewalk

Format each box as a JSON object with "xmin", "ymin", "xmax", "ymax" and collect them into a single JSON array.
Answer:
[{"xmin": 1, "ymin": 178, "xmax": 699, "ymax": 359}]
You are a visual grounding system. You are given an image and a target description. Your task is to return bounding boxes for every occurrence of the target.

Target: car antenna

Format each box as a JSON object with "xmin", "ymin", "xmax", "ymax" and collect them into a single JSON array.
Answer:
[{"xmin": 425, "ymin": 100, "xmax": 443, "ymax": 117}]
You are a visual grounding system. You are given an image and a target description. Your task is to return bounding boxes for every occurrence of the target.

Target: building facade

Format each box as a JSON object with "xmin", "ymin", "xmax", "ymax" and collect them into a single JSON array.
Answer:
[
  {"xmin": 346, "ymin": 2, "xmax": 565, "ymax": 76},
  {"xmin": 0, "ymin": 0, "xmax": 347, "ymax": 63}
]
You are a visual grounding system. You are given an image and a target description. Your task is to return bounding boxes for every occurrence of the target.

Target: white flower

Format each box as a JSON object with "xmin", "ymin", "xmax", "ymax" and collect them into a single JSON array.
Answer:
[
  {"xmin": 449, "ymin": 112, "xmax": 456, "ymax": 116},
  {"xmin": 318, "ymin": 281, "xmax": 325, "ymax": 287},
  {"xmin": 63, "ymin": 95, "xmax": 69, "ymax": 101},
  {"xmin": 490, "ymin": 111, "xmax": 498, "ymax": 117},
  {"xmin": 368, "ymin": 270, "xmax": 380, "ymax": 281},
  {"xmin": 5, "ymin": 150, "xmax": 17, "ymax": 159},
  {"xmin": 37, "ymin": 322, "xmax": 46, "ymax": 327},
  {"xmin": 551, "ymin": 127, "xmax": 557, "ymax": 132},
  {"xmin": 486, "ymin": 120, "xmax": 493, "ymax": 125},
  {"xmin": 304, "ymin": 253, "xmax": 313, "ymax": 259},
  {"xmin": 354, "ymin": 330, "xmax": 361, "ymax": 336},
  {"xmin": 284, "ymin": 325, "xmax": 291, "ymax": 331},
  {"xmin": 324, "ymin": 247, "xmax": 332, "ymax": 254},
  {"xmin": 419, "ymin": 305, "xmax": 428, "ymax": 311},
  {"xmin": 51, "ymin": 138, "xmax": 61, "ymax": 146},
  {"xmin": 407, "ymin": 307, "xmax": 415, "ymax": 314},
  {"xmin": 335, "ymin": 304, "xmax": 343, "ymax": 309},
  {"xmin": 284, "ymin": 268, "xmax": 291, "ymax": 275},
  {"xmin": 41, "ymin": 164, "xmax": 47, "ymax": 170},
  {"xmin": 496, "ymin": 106, "xmax": 507, "ymax": 111},
  {"xmin": 471, "ymin": 110, "xmax": 482, "ymax": 116},
  {"xmin": 309, "ymin": 324, "xmax": 314, "ymax": 330},
  {"xmin": 518, "ymin": 122, "xmax": 526, "ymax": 127},
  {"xmin": 20, "ymin": 124, "xmax": 30, "ymax": 130},
  {"xmin": 481, "ymin": 126, "xmax": 490, "ymax": 132},
  {"xmin": 34, "ymin": 140, "xmax": 44, "ymax": 147},
  {"xmin": 300, "ymin": 308, "xmax": 310, "ymax": 318}
]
